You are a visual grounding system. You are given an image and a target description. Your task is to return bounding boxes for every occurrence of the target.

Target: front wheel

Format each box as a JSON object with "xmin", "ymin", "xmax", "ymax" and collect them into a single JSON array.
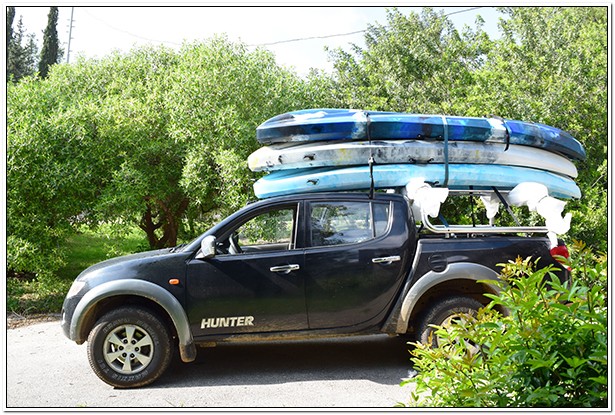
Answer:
[
  {"xmin": 417, "ymin": 295, "xmax": 483, "ymax": 348},
  {"xmin": 87, "ymin": 307, "xmax": 172, "ymax": 388}
]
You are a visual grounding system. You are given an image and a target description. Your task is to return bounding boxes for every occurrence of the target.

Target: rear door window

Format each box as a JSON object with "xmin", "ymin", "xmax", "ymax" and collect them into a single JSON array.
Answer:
[{"xmin": 309, "ymin": 201, "xmax": 390, "ymax": 247}]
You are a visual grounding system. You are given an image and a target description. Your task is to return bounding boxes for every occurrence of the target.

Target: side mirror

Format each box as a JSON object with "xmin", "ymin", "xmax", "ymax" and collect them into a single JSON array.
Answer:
[{"xmin": 197, "ymin": 235, "xmax": 217, "ymax": 259}]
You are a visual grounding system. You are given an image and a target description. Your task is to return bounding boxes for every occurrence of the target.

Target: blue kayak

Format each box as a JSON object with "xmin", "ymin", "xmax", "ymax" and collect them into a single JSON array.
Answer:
[
  {"xmin": 256, "ymin": 109, "xmax": 586, "ymax": 161},
  {"xmin": 253, "ymin": 163, "xmax": 582, "ymax": 200}
]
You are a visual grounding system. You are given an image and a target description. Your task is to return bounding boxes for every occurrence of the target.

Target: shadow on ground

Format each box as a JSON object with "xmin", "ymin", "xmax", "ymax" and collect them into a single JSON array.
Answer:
[{"xmin": 156, "ymin": 334, "xmax": 415, "ymax": 388}]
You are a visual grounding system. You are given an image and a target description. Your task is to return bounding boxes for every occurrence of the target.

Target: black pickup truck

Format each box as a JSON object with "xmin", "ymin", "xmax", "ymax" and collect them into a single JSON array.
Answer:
[{"xmin": 61, "ymin": 192, "xmax": 568, "ymax": 388}]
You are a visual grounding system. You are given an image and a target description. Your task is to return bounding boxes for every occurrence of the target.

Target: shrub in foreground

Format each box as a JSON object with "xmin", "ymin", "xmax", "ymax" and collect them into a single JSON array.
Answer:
[{"xmin": 402, "ymin": 242, "xmax": 607, "ymax": 407}]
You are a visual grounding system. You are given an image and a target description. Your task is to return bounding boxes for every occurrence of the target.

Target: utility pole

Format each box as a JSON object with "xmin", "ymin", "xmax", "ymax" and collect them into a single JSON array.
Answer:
[{"xmin": 66, "ymin": 6, "xmax": 74, "ymax": 63}]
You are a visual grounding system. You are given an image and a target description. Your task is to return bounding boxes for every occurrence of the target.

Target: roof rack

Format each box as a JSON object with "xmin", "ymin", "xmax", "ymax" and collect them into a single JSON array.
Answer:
[
  {"xmin": 416, "ymin": 188, "xmax": 550, "ymax": 235},
  {"xmin": 421, "ymin": 212, "xmax": 549, "ymax": 235}
]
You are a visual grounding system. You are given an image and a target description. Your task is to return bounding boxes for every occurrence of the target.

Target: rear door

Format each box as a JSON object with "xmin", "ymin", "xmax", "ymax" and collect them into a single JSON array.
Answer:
[{"xmin": 303, "ymin": 198, "xmax": 410, "ymax": 329}]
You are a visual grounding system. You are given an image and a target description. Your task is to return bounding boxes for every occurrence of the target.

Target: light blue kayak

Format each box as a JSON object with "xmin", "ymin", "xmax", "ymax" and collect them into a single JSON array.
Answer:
[
  {"xmin": 253, "ymin": 163, "xmax": 581, "ymax": 200},
  {"xmin": 256, "ymin": 109, "xmax": 586, "ymax": 161}
]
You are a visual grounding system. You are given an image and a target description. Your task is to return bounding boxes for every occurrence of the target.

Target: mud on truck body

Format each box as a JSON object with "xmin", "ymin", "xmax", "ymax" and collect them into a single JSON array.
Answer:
[{"xmin": 61, "ymin": 191, "xmax": 569, "ymax": 388}]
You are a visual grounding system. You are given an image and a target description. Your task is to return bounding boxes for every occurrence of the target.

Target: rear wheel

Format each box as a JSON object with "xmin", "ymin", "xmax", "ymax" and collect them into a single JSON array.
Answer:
[
  {"xmin": 87, "ymin": 307, "xmax": 172, "ymax": 388},
  {"xmin": 417, "ymin": 296, "xmax": 483, "ymax": 348}
]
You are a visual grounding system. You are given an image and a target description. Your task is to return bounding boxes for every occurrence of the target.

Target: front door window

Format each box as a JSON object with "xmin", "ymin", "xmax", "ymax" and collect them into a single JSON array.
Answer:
[{"xmin": 229, "ymin": 207, "xmax": 297, "ymax": 254}]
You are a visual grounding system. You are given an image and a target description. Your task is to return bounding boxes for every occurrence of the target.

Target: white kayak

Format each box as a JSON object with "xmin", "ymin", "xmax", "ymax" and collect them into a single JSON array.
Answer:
[{"xmin": 248, "ymin": 140, "xmax": 578, "ymax": 178}]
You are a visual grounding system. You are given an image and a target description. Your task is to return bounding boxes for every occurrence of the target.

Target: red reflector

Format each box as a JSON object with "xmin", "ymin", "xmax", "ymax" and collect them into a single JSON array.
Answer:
[
  {"xmin": 550, "ymin": 245, "xmax": 570, "ymax": 259},
  {"xmin": 550, "ymin": 244, "xmax": 571, "ymax": 271}
]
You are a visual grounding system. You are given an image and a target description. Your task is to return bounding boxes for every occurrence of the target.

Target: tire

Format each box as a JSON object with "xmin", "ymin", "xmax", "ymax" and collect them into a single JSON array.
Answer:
[
  {"xmin": 87, "ymin": 307, "xmax": 172, "ymax": 388},
  {"xmin": 417, "ymin": 296, "xmax": 483, "ymax": 348}
]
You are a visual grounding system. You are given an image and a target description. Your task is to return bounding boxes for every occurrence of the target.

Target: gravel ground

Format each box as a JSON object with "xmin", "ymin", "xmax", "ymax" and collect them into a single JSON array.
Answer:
[
  {"xmin": 7, "ymin": 313, "xmax": 62, "ymax": 329},
  {"xmin": 6, "ymin": 318, "xmax": 418, "ymax": 408}
]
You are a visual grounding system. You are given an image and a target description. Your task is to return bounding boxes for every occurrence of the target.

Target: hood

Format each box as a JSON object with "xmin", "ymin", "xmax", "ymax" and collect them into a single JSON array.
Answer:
[{"xmin": 75, "ymin": 248, "xmax": 185, "ymax": 287}]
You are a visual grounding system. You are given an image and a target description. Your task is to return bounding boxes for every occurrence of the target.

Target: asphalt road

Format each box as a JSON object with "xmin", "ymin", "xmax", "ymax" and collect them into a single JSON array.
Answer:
[{"xmin": 6, "ymin": 319, "xmax": 418, "ymax": 408}]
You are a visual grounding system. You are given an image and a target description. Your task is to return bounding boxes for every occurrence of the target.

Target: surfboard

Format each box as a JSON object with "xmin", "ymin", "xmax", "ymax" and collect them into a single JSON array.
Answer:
[
  {"xmin": 255, "ymin": 109, "xmax": 586, "ymax": 161},
  {"xmin": 253, "ymin": 163, "xmax": 582, "ymax": 200},
  {"xmin": 248, "ymin": 140, "xmax": 578, "ymax": 178}
]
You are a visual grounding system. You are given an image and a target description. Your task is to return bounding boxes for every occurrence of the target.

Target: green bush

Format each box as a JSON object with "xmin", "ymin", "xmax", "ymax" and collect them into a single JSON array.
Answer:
[
  {"xmin": 7, "ymin": 235, "xmax": 66, "ymax": 280},
  {"xmin": 7, "ymin": 274, "xmax": 72, "ymax": 315},
  {"xmin": 402, "ymin": 243, "xmax": 607, "ymax": 408},
  {"xmin": 7, "ymin": 37, "xmax": 337, "ymax": 278},
  {"xmin": 7, "ymin": 225, "xmax": 146, "ymax": 315}
]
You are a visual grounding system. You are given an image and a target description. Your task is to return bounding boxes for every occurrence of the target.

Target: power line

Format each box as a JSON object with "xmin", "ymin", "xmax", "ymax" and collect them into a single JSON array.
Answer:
[
  {"xmin": 248, "ymin": 7, "xmax": 484, "ymax": 48},
  {"xmin": 82, "ymin": 8, "xmax": 182, "ymax": 47},
  {"xmin": 445, "ymin": 6, "xmax": 483, "ymax": 17},
  {"xmin": 249, "ymin": 29, "xmax": 366, "ymax": 47},
  {"xmin": 74, "ymin": 7, "xmax": 485, "ymax": 52}
]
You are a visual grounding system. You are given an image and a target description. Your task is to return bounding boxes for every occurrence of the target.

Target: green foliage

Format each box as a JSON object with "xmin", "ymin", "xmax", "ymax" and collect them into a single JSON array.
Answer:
[
  {"xmin": 166, "ymin": 38, "xmax": 335, "ymax": 218},
  {"xmin": 566, "ymin": 240, "xmax": 607, "ymax": 293},
  {"xmin": 7, "ymin": 36, "xmax": 334, "ymax": 278},
  {"xmin": 327, "ymin": 8, "xmax": 492, "ymax": 113},
  {"xmin": 7, "ymin": 76, "xmax": 108, "ymax": 277},
  {"xmin": 7, "ymin": 225, "xmax": 145, "ymax": 314},
  {"xmin": 403, "ymin": 249, "xmax": 608, "ymax": 408},
  {"xmin": 474, "ymin": 7, "xmax": 608, "ymax": 251},
  {"xmin": 213, "ymin": 148, "xmax": 254, "ymax": 214},
  {"xmin": 7, "ymin": 275, "xmax": 72, "ymax": 315},
  {"xmin": 329, "ymin": 6, "xmax": 607, "ymax": 251},
  {"xmin": 6, "ymin": 235, "xmax": 66, "ymax": 280}
]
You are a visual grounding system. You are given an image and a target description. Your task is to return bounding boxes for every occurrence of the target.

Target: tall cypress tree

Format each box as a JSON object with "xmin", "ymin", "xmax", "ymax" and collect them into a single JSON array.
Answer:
[
  {"xmin": 39, "ymin": 6, "xmax": 59, "ymax": 78},
  {"xmin": 7, "ymin": 15, "xmax": 37, "ymax": 82},
  {"xmin": 6, "ymin": 6, "xmax": 15, "ymax": 77},
  {"xmin": 7, "ymin": 6, "xmax": 15, "ymax": 48}
]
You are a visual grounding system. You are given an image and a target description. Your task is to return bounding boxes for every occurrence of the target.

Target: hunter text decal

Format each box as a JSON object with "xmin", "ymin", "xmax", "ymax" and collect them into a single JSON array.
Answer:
[{"xmin": 201, "ymin": 316, "xmax": 255, "ymax": 329}]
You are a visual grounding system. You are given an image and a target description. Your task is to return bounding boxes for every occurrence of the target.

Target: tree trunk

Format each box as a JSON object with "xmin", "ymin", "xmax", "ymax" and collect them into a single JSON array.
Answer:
[{"xmin": 139, "ymin": 197, "xmax": 189, "ymax": 249}]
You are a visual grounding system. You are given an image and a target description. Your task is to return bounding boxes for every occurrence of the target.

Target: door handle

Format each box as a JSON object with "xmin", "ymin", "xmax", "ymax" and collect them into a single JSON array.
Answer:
[
  {"xmin": 372, "ymin": 255, "xmax": 401, "ymax": 264},
  {"xmin": 270, "ymin": 264, "xmax": 300, "ymax": 274}
]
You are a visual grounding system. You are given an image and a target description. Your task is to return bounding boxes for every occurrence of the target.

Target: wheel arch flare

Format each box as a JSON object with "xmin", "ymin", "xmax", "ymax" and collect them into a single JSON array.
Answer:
[
  {"xmin": 396, "ymin": 262, "xmax": 504, "ymax": 334},
  {"xmin": 70, "ymin": 279, "xmax": 196, "ymax": 363}
]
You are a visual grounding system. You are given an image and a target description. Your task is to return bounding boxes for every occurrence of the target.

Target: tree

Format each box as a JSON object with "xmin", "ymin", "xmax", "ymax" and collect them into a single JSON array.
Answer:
[
  {"xmin": 328, "ymin": 7, "xmax": 607, "ymax": 251},
  {"xmin": 7, "ymin": 37, "xmax": 335, "ymax": 278},
  {"xmin": 406, "ymin": 250, "xmax": 607, "ymax": 407},
  {"xmin": 327, "ymin": 8, "xmax": 492, "ymax": 113},
  {"xmin": 469, "ymin": 7, "xmax": 607, "ymax": 250},
  {"xmin": 7, "ymin": 6, "xmax": 15, "ymax": 63},
  {"xmin": 39, "ymin": 6, "xmax": 60, "ymax": 78},
  {"xmin": 7, "ymin": 13, "xmax": 39, "ymax": 82}
]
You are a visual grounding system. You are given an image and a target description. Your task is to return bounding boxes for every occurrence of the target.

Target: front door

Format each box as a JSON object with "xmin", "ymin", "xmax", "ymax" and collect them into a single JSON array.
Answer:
[{"xmin": 186, "ymin": 203, "xmax": 307, "ymax": 338}]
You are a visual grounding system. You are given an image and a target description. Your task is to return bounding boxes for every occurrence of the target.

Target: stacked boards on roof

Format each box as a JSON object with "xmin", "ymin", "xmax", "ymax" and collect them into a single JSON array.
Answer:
[
  {"xmin": 248, "ymin": 140, "xmax": 578, "ymax": 178},
  {"xmin": 256, "ymin": 109, "xmax": 587, "ymax": 161},
  {"xmin": 250, "ymin": 109, "xmax": 585, "ymax": 200},
  {"xmin": 252, "ymin": 164, "xmax": 581, "ymax": 200}
]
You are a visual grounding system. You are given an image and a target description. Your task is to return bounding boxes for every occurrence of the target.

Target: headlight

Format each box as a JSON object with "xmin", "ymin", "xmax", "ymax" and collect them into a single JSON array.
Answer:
[{"xmin": 66, "ymin": 281, "xmax": 86, "ymax": 298}]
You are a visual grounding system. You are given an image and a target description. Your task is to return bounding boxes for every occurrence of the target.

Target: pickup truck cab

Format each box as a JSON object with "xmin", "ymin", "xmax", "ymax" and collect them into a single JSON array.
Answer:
[{"xmin": 61, "ymin": 192, "xmax": 568, "ymax": 388}]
